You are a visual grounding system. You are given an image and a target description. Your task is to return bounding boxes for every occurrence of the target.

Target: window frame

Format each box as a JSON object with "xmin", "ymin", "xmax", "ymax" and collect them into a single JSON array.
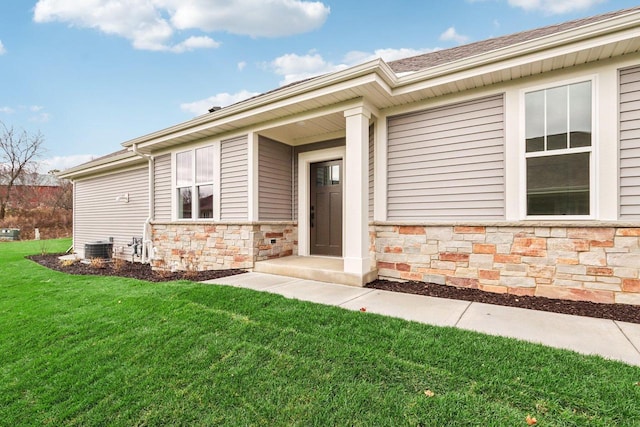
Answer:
[
  {"xmin": 172, "ymin": 143, "xmax": 218, "ymax": 221},
  {"xmin": 520, "ymin": 76, "xmax": 597, "ymax": 220}
]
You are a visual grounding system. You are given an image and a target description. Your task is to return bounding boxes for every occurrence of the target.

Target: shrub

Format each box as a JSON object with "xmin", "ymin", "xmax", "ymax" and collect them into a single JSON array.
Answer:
[
  {"xmin": 59, "ymin": 258, "xmax": 77, "ymax": 268},
  {"xmin": 89, "ymin": 258, "xmax": 107, "ymax": 269},
  {"xmin": 112, "ymin": 257, "xmax": 127, "ymax": 272}
]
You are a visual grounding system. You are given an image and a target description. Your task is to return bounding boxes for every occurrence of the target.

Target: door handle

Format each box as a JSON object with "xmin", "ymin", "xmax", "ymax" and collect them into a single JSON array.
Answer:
[{"xmin": 310, "ymin": 206, "xmax": 315, "ymax": 227}]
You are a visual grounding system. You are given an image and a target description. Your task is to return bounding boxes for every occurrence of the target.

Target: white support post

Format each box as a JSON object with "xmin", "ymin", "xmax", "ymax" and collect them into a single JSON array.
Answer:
[{"xmin": 344, "ymin": 106, "xmax": 372, "ymax": 276}]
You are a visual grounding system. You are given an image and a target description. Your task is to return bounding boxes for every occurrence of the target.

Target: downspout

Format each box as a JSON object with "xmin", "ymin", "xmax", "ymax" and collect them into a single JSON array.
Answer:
[
  {"xmin": 291, "ymin": 146, "xmax": 295, "ymax": 221},
  {"xmin": 132, "ymin": 143, "xmax": 155, "ymax": 264}
]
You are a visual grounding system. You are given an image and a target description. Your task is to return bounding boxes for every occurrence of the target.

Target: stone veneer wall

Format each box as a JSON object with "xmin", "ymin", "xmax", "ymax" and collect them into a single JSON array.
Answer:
[
  {"xmin": 373, "ymin": 224, "xmax": 640, "ymax": 306},
  {"xmin": 151, "ymin": 222, "xmax": 297, "ymax": 271}
]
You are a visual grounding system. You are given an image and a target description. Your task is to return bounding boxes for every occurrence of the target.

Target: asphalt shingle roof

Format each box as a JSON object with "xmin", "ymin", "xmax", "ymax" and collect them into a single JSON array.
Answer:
[{"xmin": 388, "ymin": 6, "xmax": 640, "ymax": 73}]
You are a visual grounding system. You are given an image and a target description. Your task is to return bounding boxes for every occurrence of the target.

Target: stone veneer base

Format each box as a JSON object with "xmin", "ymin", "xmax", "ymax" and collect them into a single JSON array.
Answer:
[
  {"xmin": 151, "ymin": 222, "xmax": 297, "ymax": 271},
  {"xmin": 149, "ymin": 220, "xmax": 640, "ymax": 305},
  {"xmin": 373, "ymin": 223, "xmax": 640, "ymax": 306}
]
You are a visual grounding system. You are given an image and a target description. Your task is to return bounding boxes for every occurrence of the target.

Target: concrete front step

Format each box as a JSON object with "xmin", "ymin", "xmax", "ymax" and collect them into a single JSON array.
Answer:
[{"xmin": 253, "ymin": 256, "xmax": 377, "ymax": 287}]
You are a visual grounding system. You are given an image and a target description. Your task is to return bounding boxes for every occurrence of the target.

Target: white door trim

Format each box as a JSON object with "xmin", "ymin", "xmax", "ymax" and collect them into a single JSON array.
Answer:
[{"xmin": 298, "ymin": 146, "xmax": 346, "ymax": 257}]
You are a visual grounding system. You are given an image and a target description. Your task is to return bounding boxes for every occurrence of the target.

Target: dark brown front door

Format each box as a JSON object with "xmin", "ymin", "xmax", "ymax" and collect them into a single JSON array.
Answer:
[{"xmin": 310, "ymin": 159, "xmax": 343, "ymax": 256}]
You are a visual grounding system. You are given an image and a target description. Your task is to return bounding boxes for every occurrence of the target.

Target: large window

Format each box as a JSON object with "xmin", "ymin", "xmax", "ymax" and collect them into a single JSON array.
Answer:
[
  {"xmin": 176, "ymin": 146, "xmax": 214, "ymax": 219},
  {"xmin": 525, "ymin": 81, "xmax": 592, "ymax": 216}
]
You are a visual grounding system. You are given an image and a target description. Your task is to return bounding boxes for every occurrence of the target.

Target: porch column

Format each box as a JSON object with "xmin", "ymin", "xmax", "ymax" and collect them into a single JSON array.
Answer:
[{"xmin": 343, "ymin": 106, "xmax": 372, "ymax": 275}]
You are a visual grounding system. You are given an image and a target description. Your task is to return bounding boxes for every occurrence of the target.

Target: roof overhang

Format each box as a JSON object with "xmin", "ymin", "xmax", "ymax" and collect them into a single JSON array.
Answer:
[
  {"xmin": 392, "ymin": 7, "xmax": 640, "ymax": 98},
  {"xmin": 57, "ymin": 151, "xmax": 145, "ymax": 180},
  {"xmin": 61, "ymin": 7, "xmax": 640, "ymax": 178}
]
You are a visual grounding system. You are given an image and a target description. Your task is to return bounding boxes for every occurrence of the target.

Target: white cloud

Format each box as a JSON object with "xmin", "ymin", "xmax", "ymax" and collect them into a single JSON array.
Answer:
[
  {"xmin": 38, "ymin": 154, "xmax": 97, "ymax": 173},
  {"xmin": 343, "ymin": 47, "xmax": 436, "ymax": 65},
  {"xmin": 180, "ymin": 90, "xmax": 261, "ymax": 116},
  {"xmin": 270, "ymin": 47, "xmax": 436, "ymax": 86},
  {"xmin": 237, "ymin": 61, "xmax": 247, "ymax": 71},
  {"xmin": 29, "ymin": 112, "xmax": 51, "ymax": 123},
  {"xmin": 0, "ymin": 105, "xmax": 49, "ymax": 120},
  {"xmin": 169, "ymin": 36, "xmax": 220, "ymax": 53},
  {"xmin": 507, "ymin": 0, "xmax": 605, "ymax": 14},
  {"xmin": 269, "ymin": 52, "xmax": 347, "ymax": 86},
  {"xmin": 439, "ymin": 27, "xmax": 469, "ymax": 44},
  {"xmin": 0, "ymin": 40, "xmax": 6, "ymax": 55},
  {"xmin": 33, "ymin": 0, "xmax": 330, "ymax": 52},
  {"xmin": 169, "ymin": 0, "xmax": 330, "ymax": 37}
]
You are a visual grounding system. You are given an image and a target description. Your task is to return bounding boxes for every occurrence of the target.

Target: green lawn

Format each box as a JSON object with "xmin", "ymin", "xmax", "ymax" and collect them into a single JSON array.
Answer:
[{"xmin": 1, "ymin": 239, "xmax": 639, "ymax": 426}]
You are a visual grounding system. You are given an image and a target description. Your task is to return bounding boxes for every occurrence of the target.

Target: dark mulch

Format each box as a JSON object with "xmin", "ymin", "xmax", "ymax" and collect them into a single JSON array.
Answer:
[
  {"xmin": 367, "ymin": 279, "xmax": 640, "ymax": 325},
  {"xmin": 27, "ymin": 253, "xmax": 639, "ymax": 325},
  {"xmin": 27, "ymin": 254, "xmax": 246, "ymax": 283}
]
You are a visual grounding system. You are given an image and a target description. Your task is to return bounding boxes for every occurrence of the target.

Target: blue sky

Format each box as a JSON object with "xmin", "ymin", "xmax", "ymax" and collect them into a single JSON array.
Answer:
[{"xmin": 0, "ymin": 0, "xmax": 637, "ymax": 172}]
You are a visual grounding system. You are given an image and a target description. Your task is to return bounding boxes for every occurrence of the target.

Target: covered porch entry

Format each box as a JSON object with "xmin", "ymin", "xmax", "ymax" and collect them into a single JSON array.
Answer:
[{"xmin": 252, "ymin": 101, "xmax": 377, "ymax": 286}]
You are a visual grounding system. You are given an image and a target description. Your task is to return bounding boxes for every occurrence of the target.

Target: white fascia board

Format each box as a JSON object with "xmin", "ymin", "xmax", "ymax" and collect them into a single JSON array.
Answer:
[
  {"xmin": 395, "ymin": 11, "xmax": 640, "ymax": 93},
  {"xmin": 57, "ymin": 151, "xmax": 143, "ymax": 180},
  {"xmin": 394, "ymin": 27, "xmax": 640, "ymax": 98},
  {"xmin": 131, "ymin": 74, "xmax": 391, "ymax": 153},
  {"xmin": 123, "ymin": 60, "xmax": 396, "ymax": 150},
  {"xmin": 253, "ymin": 96, "xmax": 382, "ymax": 136}
]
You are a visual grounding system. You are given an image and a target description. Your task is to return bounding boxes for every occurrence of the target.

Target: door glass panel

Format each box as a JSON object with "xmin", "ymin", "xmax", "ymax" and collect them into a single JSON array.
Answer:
[{"xmin": 316, "ymin": 164, "xmax": 340, "ymax": 186}]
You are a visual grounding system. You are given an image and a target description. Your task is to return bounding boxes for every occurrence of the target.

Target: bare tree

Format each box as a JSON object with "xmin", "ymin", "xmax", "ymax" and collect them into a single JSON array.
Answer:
[
  {"xmin": 46, "ymin": 170, "xmax": 73, "ymax": 211},
  {"xmin": 0, "ymin": 122, "xmax": 45, "ymax": 220}
]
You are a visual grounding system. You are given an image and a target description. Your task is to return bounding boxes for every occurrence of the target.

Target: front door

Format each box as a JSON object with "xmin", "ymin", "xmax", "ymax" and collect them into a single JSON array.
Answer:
[{"xmin": 310, "ymin": 159, "xmax": 343, "ymax": 256}]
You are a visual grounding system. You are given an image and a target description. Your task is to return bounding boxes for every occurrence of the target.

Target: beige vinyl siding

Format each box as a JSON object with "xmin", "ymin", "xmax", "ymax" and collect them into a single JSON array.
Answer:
[
  {"xmin": 74, "ymin": 166, "xmax": 149, "ymax": 259},
  {"xmin": 154, "ymin": 154, "xmax": 171, "ymax": 221},
  {"xmin": 369, "ymin": 124, "xmax": 374, "ymax": 221},
  {"xmin": 220, "ymin": 135, "xmax": 248, "ymax": 220},
  {"xmin": 620, "ymin": 66, "xmax": 640, "ymax": 219},
  {"xmin": 259, "ymin": 136, "xmax": 293, "ymax": 220},
  {"xmin": 387, "ymin": 94, "xmax": 505, "ymax": 220}
]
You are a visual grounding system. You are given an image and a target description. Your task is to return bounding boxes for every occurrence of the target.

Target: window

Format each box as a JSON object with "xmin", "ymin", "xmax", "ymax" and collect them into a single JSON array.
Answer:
[
  {"xmin": 176, "ymin": 146, "xmax": 214, "ymax": 219},
  {"xmin": 315, "ymin": 163, "xmax": 340, "ymax": 186},
  {"xmin": 524, "ymin": 81, "xmax": 592, "ymax": 216}
]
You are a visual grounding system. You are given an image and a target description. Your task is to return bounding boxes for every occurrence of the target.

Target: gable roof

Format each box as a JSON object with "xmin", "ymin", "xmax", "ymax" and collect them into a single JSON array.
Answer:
[
  {"xmin": 59, "ymin": 6, "xmax": 640, "ymax": 178},
  {"xmin": 389, "ymin": 5, "xmax": 640, "ymax": 73}
]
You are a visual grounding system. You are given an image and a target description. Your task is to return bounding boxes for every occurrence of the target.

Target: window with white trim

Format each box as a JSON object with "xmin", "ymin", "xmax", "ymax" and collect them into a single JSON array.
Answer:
[
  {"xmin": 525, "ymin": 80, "xmax": 592, "ymax": 216},
  {"xmin": 176, "ymin": 146, "xmax": 214, "ymax": 219}
]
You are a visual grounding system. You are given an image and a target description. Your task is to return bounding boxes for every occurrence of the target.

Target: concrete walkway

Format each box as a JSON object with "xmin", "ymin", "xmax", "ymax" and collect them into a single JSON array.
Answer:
[{"xmin": 203, "ymin": 272, "xmax": 640, "ymax": 367}]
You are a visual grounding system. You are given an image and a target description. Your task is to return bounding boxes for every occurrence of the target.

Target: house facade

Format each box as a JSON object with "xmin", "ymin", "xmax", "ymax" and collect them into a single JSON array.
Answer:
[{"xmin": 60, "ymin": 7, "xmax": 640, "ymax": 305}]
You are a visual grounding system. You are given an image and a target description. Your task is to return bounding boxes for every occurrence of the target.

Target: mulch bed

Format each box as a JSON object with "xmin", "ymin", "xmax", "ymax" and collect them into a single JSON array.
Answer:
[
  {"xmin": 367, "ymin": 279, "xmax": 640, "ymax": 325},
  {"xmin": 27, "ymin": 254, "xmax": 639, "ymax": 324},
  {"xmin": 27, "ymin": 254, "xmax": 246, "ymax": 283}
]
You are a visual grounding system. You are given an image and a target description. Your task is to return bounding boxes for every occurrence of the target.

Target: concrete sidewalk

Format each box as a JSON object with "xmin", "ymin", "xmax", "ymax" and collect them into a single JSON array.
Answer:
[{"xmin": 203, "ymin": 272, "xmax": 640, "ymax": 367}]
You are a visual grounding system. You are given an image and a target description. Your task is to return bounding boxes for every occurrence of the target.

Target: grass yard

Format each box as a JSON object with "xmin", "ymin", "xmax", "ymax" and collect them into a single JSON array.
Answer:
[{"xmin": 1, "ymin": 239, "xmax": 639, "ymax": 426}]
